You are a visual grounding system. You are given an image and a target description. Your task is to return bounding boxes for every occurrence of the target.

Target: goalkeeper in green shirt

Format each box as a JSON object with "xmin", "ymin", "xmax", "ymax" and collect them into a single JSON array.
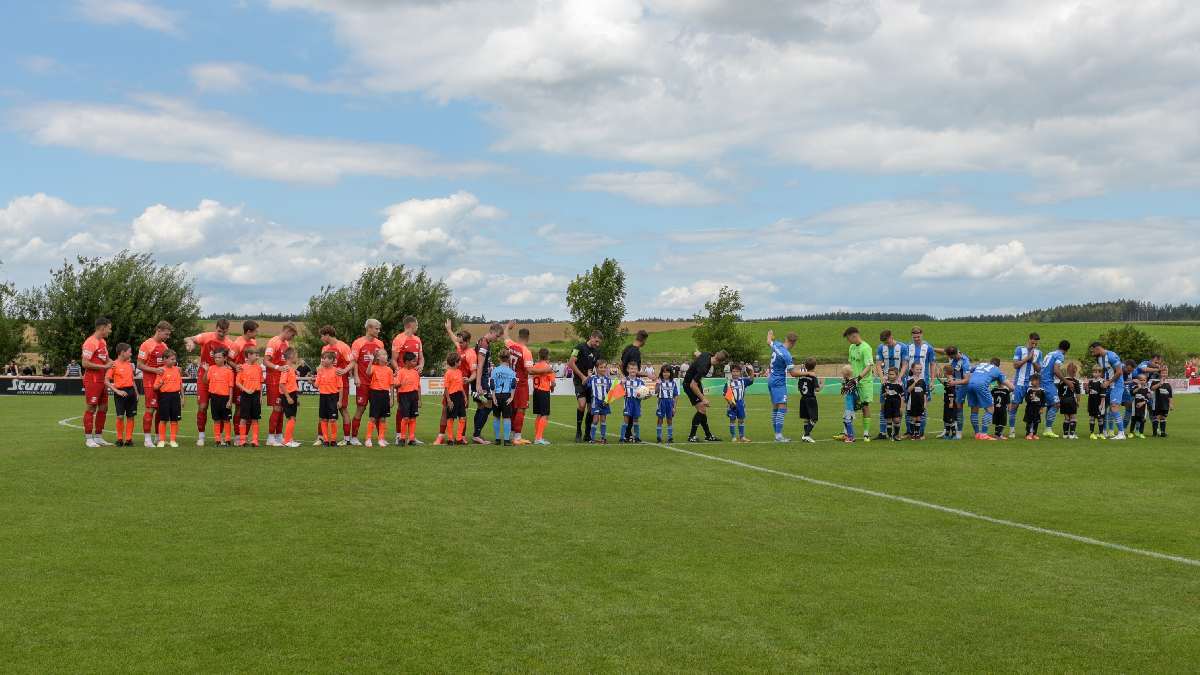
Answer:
[{"xmin": 841, "ymin": 326, "xmax": 875, "ymax": 442}]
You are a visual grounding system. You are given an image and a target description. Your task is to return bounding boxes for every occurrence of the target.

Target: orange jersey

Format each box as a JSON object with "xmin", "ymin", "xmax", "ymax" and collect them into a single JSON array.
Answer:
[
  {"xmin": 321, "ymin": 339, "xmax": 353, "ymax": 370},
  {"xmin": 194, "ymin": 331, "xmax": 234, "ymax": 369},
  {"xmin": 227, "ymin": 335, "xmax": 257, "ymax": 366},
  {"xmin": 444, "ymin": 368, "xmax": 465, "ymax": 395},
  {"xmin": 394, "ymin": 367, "xmax": 420, "ymax": 393},
  {"xmin": 392, "ymin": 333, "xmax": 423, "ymax": 363},
  {"xmin": 137, "ymin": 338, "xmax": 167, "ymax": 381},
  {"xmin": 458, "ymin": 342, "xmax": 477, "ymax": 379},
  {"xmin": 279, "ymin": 368, "xmax": 299, "ymax": 395},
  {"xmin": 264, "ymin": 335, "xmax": 290, "ymax": 369},
  {"xmin": 505, "ymin": 339, "xmax": 534, "ymax": 381},
  {"xmin": 157, "ymin": 366, "xmax": 182, "ymax": 393},
  {"xmin": 315, "ymin": 367, "xmax": 343, "ymax": 394},
  {"xmin": 237, "ymin": 365, "xmax": 263, "ymax": 394},
  {"xmin": 107, "ymin": 361, "xmax": 135, "ymax": 389},
  {"xmin": 351, "ymin": 336, "xmax": 386, "ymax": 379},
  {"xmin": 533, "ymin": 361, "xmax": 555, "ymax": 392},
  {"xmin": 368, "ymin": 363, "xmax": 393, "ymax": 391},
  {"xmin": 206, "ymin": 364, "xmax": 235, "ymax": 396},
  {"xmin": 81, "ymin": 335, "xmax": 109, "ymax": 381}
]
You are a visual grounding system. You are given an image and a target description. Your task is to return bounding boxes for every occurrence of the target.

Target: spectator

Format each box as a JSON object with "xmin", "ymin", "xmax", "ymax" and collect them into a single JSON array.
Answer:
[
  {"xmin": 185, "ymin": 361, "xmax": 199, "ymax": 379},
  {"xmin": 296, "ymin": 361, "xmax": 312, "ymax": 378},
  {"xmin": 4, "ymin": 362, "xmax": 16, "ymax": 375},
  {"xmin": 41, "ymin": 364, "xmax": 53, "ymax": 377},
  {"xmin": 65, "ymin": 360, "xmax": 82, "ymax": 377},
  {"xmin": 22, "ymin": 365, "xmax": 34, "ymax": 376}
]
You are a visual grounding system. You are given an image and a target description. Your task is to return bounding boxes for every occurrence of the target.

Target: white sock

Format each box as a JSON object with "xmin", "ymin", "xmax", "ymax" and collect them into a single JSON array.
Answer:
[
  {"xmin": 145, "ymin": 433, "xmax": 151, "ymax": 442},
  {"xmin": 514, "ymin": 433, "xmax": 522, "ymax": 440},
  {"xmin": 197, "ymin": 431, "xmax": 205, "ymax": 441}
]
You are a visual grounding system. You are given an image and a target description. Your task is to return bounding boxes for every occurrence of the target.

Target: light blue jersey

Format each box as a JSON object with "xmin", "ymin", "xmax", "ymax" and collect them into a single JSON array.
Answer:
[
  {"xmin": 768, "ymin": 341, "xmax": 793, "ymax": 382},
  {"xmin": 1012, "ymin": 346, "xmax": 1042, "ymax": 387},
  {"xmin": 1098, "ymin": 350, "xmax": 1125, "ymax": 404},
  {"xmin": 949, "ymin": 354, "xmax": 972, "ymax": 404},
  {"xmin": 876, "ymin": 342, "xmax": 910, "ymax": 377},
  {"xmin": 966, "ymin": 363, "xmax": 1006, "ymax": 409},
  {"xmin": 490, "ymin": 364, "xmax": 517, "ymax": 394},
  {"xmin": 1040, "ymin": 350, "xmax": 1066, "ymax": 385},
  {"xmin": 908, "ymin": 341, "xmax": 936, "ymax": 383}
]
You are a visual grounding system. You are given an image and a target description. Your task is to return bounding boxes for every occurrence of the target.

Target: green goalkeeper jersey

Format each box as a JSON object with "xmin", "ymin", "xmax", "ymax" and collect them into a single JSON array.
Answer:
[{"xmin": 848, "ymin": 342, "xmax": 875, "ymax": 403}]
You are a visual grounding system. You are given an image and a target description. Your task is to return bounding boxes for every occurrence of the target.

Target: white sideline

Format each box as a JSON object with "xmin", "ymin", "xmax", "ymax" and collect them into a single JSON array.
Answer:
[{"xmin": 548, "ymin": 420, "xmax": 1200, "ymax": 569}]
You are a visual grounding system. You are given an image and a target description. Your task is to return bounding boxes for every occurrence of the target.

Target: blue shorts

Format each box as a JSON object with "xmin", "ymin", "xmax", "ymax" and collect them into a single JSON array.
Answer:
[
  {"xmin": 768, "ymin": 379, "xmax": 788, "ymax": 405},
  {"xmin": 955, "ymin": 385, "xmax": 968, "ymax": 405},
  {"xmin": 966, "ymin": 383, "xmax": 994, "ymax": 409},
  {"xmin": 624, "ymin": 399, "xmax": 642, "ymax": 418},
  {"xmin": 591, "ymin": 403, "xmax": 612, "ymax": 416},
  {"xmin": 656, "ymin": 398, "xmax": 676, "ymax": 419},
  {"xmin": 1107, "ymin": 383, "xmax": 1125, "ymax": 405},
  {"xmin": 844, "ymin": 392, "xmax": 860, "ymax": 412},
  {"xmin": 1042, "ymin": 384, "xmax": 1059, "ymax": 406},
  {"xmin": 726, "ymin": 400, "xmax": 746, "ymax": 421},
  {"xmin": 1012, "ymin": 384, "xmax": 1030, "ymax": 404}
]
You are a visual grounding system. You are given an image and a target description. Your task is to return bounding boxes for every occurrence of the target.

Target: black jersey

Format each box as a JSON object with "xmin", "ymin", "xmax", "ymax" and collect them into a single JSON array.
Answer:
[
  {"xmin": 1087, "ymin": 379, "xmax": 1106, "ymax": 401},
  {"xmin": 683, "ymin": 352, "xmax": 712, "ymax": 389},
  {"xmin": 619, "ymin": 343, "xmax": 642, "ymax": 374},
  {"xmin": 1023, "ymin": 388, "xmax": 1045, "ymax": 422},
  {"xmin": 840, "ymin": 377, "xmax": 858, "ymax": 397},
  {"xmin": 1133, "ymin": 385, "xmax": 1151, "ymax": 408},
  {"xmin": 907, "ymin": 380, "xmax": 928, "ymax": 415},
  {"xmin": 991, "ymin": 386, "xmax": 1011, "ymax": 410},
  {"xmin": 796, "ymin": 374, "xmax": 820, "ymax": 399},
  {"xmin": 882, "ymin": 382, "xmax": 905, "ymax": 403},
  {"xmin": 1058, "ymin": 378, "xmax": 1081, "ymax": 404},
  {"xmin": 570, "ymin": 341, "xmax": 600, "ymax": 383},
  {"xmin": 1153, "ymin": 382, "xmax": 1174, "ymax": 411}
]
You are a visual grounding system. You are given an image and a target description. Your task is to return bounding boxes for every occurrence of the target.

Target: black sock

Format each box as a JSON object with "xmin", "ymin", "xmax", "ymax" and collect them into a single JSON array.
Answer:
[
  {"xmin": 1161, "ymin": 420, "xmax": 1167, "ymax": 435},
  {"xmin": 699, "ymin": 413, "xmax": 712, "ymax": 437},
  {"xmin": 473, "ymin": 407, "xmax": 489, "ymax": 437},
  {"xmin": 690, "ymin": 412, "xmax": 701, "ymax": 437},
  {"xmin": 584, "ymin": 413, "xmax": 593, "ymax": 440},
  {"xmin": 576, "ymin": 408, "xmax": 584, "ymax": 435},
  {"xmin": 804, "ymin": 421, "xmax": 814, "ymax": 436},
  {"xmin": 1089, "ymin": 418, "xmax": 1096, "ymax": 433}
]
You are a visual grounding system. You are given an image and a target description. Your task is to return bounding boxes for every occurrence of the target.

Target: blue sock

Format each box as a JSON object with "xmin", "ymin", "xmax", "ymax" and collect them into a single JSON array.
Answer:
[
  {"xmin": 919, "ymin": 414, "xmax": 927, "ymax": 435},
  {"xmin": 771, "ymin": 409, "xmax": 782, "ymax": 435},
  {"xmin": 983, "ymin": 410, "xmax": 992, "ymax": 429},
  {"xmin": 1045, "ymin": 407, "xmax": 1057, "ymax": 431},
  {"xmin": 1116, "ymin": 411, "xmax": 1125, "ymax": 433},
  {"xmin": 600, "ymin": 423, "xmax": 607, "ymax": 439},
  {"xmin": 633, "ymin": 423, "xmax": 640, "ymax": 439},
  {"xmin": 492, "ymin": 417, "xmax": 500, "ymax": 440},
  {"xmin": 656, "ymin": 425, "xmax": 662, "ymax": 441},
  {"xmin": 843, "ymin": 419, "xmax": 855, "ymax": 437},
  {"xmin": 738, "ymin": 423, "xmax": 745, "ymax": 439},
  {"xmin": 879, "ymin": 409, "xmax": 887, "ymax": 434},
  {"xmin": 589, "ymin": 421, "xmax": 596, "ymax": 441},
  {"xmin": 729, "ymin": 422, "xmax": 736, "ymax": 439},
  {"xmin": 1009, "ymin": 407, "xmax": 1017, "ymax": 432},
  {"xmin": 619, "ymin": 422, "xmax": 627, "ymax": 439},
  {"xmin": 666, "ymin": 424, "xmax": 673, "ymax": 441},
  {"xmin": 970, "ymin": 411, "xmax": 980, "ymax": 433},
  {"xmin": 503, "ymin": 418, "xmax": 511, "ymax": 441}
]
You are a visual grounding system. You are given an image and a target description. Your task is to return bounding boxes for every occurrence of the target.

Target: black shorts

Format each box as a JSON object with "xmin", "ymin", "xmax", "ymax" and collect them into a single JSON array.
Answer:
[
  {"xmin": 798, "ymin": 397, "xmax": 818, "ymax": 422},
  {"xmin": 282, "ymin": 391, "xmax": 299, "ymax": 418},
  {"xmin": 907, "ymin": 400, "xmax": 926, "ymax": 418},
  {"xmin": 158, "ymin": 391, "xmax": 182, "ymax": 422},
  {"xmin": 492, "ymin": 392, "xmax": 513, "ymax": 419},
  {"xmin": 1060, "ymin": 400, "xmax": 1078, "ymax": 416},
  {"xmin": 397, "ymin": 391, "xmax": 420, "ymax": 418},
  {"xmin": 239, "ymin": 392, "xmax": 262, "ymax": 421},
  {"xmin": 114, "ymin": 387, "xmax": 139, "ymax": 417},
  {"xmin": 447, "ymin": 391, "xmax": 467, "ymax": 418},
  {"xmin": 210, "ymin": 394, "xmax": 231, "ymax": 421},
  {"xmin": 533, "ymin": 389, "xmax": 551, "ymax": 416},
  {"xmin": 319, "ymin": 393, "xmax": 340, "ymax": 420},
  {"xmin": 883, "ymin": 399, "xmax": 902, "ymax": 419},
  {"xmin": 992, "ymin": 407, "xmax": 1008, "ymax": 426},
  {"xmin": 1154, "ymin": 407, "xmax": 1171, "ymax": 418},
  {"xmin": 369, "ymin": 390, "xmax": 391, "ymax": 419},
  {"xmin": 684, "ymin": 383, "xmax": 703, "ymax": 406},
  {"xmin": 573, "ymin": 379, "xmax": 592, "ymax": 402}
]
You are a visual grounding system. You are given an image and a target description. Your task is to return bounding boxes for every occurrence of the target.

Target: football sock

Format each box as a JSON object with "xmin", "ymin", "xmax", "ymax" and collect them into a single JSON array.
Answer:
[
  {"xmin": 169, "ymin": 422, "xmax": 178, "ymax": 442},
  {"xmin": 690, "ymin": 412, "xmax": 701, "ymax": 437},
  {"xmin": 115, "ymin": 418, "xmax": 124, "ymax": 441},
  {"xmin": 143, "ymin": 410, "xmax": 154, "ymax": 434},
  {"xmin": 94, "ymin": 409, "xmax": 106, "ymax": 436},
  {"xmin": 1161, "ymin": 421, "xmax": 1167, "ymax": 435},
  {"xmin": 970, "ymin": 411, "xmax": 980, "ymax": 434},
  {"xmin": 493, "ymin": 417, "xmax": 501, "ymax": 441},
  {"xmin": 728, "ymin": 422, "xmax": 736, "ymax": 439},
  {"xmin": 878, "ymin": 409, "xmax": 887, "ymax": 434},
  {"xmin": 804, "ymin": 422, "xmax": 814, "ymax": 437},
  {"xmin": 352, "ymin": 417, "xmax": 362, "ymax": 439},
  {"xmin": 862, "ymin": 417, "xmax": 870, "ymax": 438},
  {"xmin": 656, "ymin": 424, "xmax": 663, "ymax": 441},
  {"xmin": 772, "ymin": 409, "xmax": 785, "ymax": 435},
  {"xmin": 196, "ymin": 409, "xmax": 206, "ymax": 433},
  {"xmin": 456, "ymin": 419, "xmax": 466, "ymax": 441},
  {"xmin": 666, "ymin": 424, "xmax": 673, "ymax": 441},
  {"xmin": 699, "ymin": 414, "xmax": 712, "ymax": 437},
  {"xmin": 983, "ymin": 410, "xmax": 993, "ymax": 430},
  {"xmin": 283, "ymin": 418, "xmax": 295, "ymax": 444},
  {"xmin": 473, "ymin": 407, "xmax": 490, "ymax": 437},
  {"xmin": 599, "ymin": 422, "xmax": 606, "ymax": 440},
  {"xmin": 535, "ymin": 416, "xmax": 547, "ymax": 440},
  {"xmin": 503, "ymin": 418, "xmax": 511, "ymax": 441},
  {"xmin": 342, "ymin": 418, "xmax": 351, "ymax": 438},
  {"xmin": 213, "ymin": 421, "xmax": 221, "ymax": 441},
  {"xmin": 408, "ymin": 419, "xmax": 416, "ymax": 442},
  {"xmin": 633, "ymin": 423, "xmax": 640, "ymax": 439},
  {"xmin": 919, "ymin": 415, "xmax": 926, "ymax": 436},
  {"xmin": 621, "ymin": 422, "xmax": 629, "ymax": 439},
  {"xmin": 158, "ymin": 421, "xmax": 165, "ymax": 441},
  {"xmin": 377, "ymin": 421, "xmax": 387, "ymax": 440},
  {"xmin": 1045, "ymin": 407, "xmax": 1057, "ymax": 431},
  {"xmin": 367, "ymin": 421, "xmax": 377, "ymax": 440},
  {"xmin": 576, "ymin": 409, "xmax": 584, "ymax": 435},
  {"xmin": 843, "ymin": 418, "xmax": 854, "ymax": 437},
  {"xmin": 513, "ymin": 410, "xmax": 524, "ymax": 435},
  {"xmin": 1009, "ymin": 408, "xmax": 1017, "ymax": 433}
]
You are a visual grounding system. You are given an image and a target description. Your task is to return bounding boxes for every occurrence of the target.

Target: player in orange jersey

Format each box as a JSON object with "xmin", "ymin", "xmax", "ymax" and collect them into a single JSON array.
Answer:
[
  {"xmin": 226, "ymin": 320, "xmax": 259, "ymax": 437},
  {"xmin": 443, "ymin": 351, "xmax": 467, "ymax": 444},
  {"xmin": 531, "ymin": 347, "xmax": 556, "ymax": 445},
  {"xmin": 317, "ymin": 325, "xmax": 354, "ymax": 445},
  {"xmin": 434, "ymin": 320, "xmax": 475, "ymax": 445},
  {"xmin": 105, "ymin": 342, "xmax": 137, "ymax": 446},
  {"xmin": 154, "ymin": 350, "xmax": 183, "ymax": 448},
  {"xmin": 314, "ymin": 351, "xmax": 344, "ymax": 446},
  {"xmin": 348, "ymin": 318, "xmax": 385, "ymax": 445},
  {"xmin": 391, "ymin": 315, "xmax": 424, "ymax": 445},
  {"xmin": 184, "ymin": 318, "xmax": 235, "ymax": 447},
  {"xmin": 503, "ymin": 320, "xmax": 555, "ymax": 445},
  {"xmin": 137, "ymin": 320, "xmax": 172, "ymax": 446},
  {"xmin": 81, "ymin": 317, "xmax": 114, "ymax": 447},
  {"xmin": 235, "ymin": 348, "xmax": 264, "ymax": 447},
  {"xmin": 365, "ymin": 348, "xmax": 394, "ymax": 447},
  {"xmin": 205, "ymin": 348, "xmax": 236, "ymax": 447},
  {"xmin": 279, "ymin": 347, "xmax": 302, "ymax": 447},
  {"xmin": 394, "ymin": 351, "xmax": 422, "ymax": 445},
  {"xmin": 263, "ymin": 322, "xmax": 299, "ymax": 446}
]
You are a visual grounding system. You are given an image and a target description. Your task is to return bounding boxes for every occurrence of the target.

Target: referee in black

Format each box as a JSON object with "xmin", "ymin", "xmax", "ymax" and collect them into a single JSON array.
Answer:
[
  {"xmin": 567, "ymin": 331, "xmax": 602, "ymax": 442},
  {"xmin": 683, "ymin": 349, "xmax": 727, "ymax": 442},
  {"xmin": 620, "ymin": 330, "xmax": 648, "ymax": 375}
]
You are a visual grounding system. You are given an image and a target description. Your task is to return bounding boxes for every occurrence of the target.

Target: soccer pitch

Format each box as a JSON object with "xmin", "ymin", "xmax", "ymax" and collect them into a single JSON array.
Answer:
[{"xmin": 4, "ymin": 395, "xmax": 1200, "ymax": 671}]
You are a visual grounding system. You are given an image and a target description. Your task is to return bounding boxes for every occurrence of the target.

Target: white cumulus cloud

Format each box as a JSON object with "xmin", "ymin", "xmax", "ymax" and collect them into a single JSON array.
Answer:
[
  {"xmin": 380, "ymin": 191, "xmax": 503, "ymax": 259},
  {"xmin": 576, "ymin": 171, "xmax": 725, "ymax": 206},
  {"xmin": 77, "ymin": 0, "xmax": 180, "ymax": 34},
  {"xmin": 129, "ymin": 199, "xmax": 243, "ymax": 253}
]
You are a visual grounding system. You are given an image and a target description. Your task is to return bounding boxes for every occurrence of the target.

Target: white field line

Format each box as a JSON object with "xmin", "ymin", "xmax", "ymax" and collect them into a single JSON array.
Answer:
[{"xmin": 548, "ymin": 420, "xmax": 1200, "ymax": 569}]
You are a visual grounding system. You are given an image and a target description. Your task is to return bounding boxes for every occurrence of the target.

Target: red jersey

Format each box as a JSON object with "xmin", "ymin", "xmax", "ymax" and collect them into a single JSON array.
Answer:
[
  {"xmin": 264, "ymin": 335, "xmax": 290, "ymax": 370},
  {"xmin": 505, "ymin": 339, "xmax": 534, "ymax": 382},
  {"xmin": 351, "ymin": 336, "xmax": 385, "ymax": 380},
  {"xmin": 391, "ymin": 333, "xmax": 423, "ymax": 364},
  {"xmin": 137, "ymin": 338, "xmax": 167, "ymax": 383},
  {"xmin": 81, "ymin": 335, "xmax": 109, "ymax": 383},
  {"xmin": 457, "ymin": 342, "xmax": 476, "ymax": 380},
  {"xmin": 321, "ymin": 339, "xmax": 353, "ymax": 371},
  {"xmin": 227, "ymin": 335, "xmax": 257, "ymax": 366},
  {"xmin": 194, "ymin": 331, "xmax": 234, "ymax": 370}
]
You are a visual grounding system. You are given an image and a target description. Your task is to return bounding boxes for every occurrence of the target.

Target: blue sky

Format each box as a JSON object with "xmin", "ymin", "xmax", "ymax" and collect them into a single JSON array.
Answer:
[{"xmin": 3, "ymin": 0, "xmax": 1199, "ymax": 319}]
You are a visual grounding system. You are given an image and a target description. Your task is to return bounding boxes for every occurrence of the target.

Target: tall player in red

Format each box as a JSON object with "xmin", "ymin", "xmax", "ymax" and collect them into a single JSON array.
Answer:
[
  {"xmin": 136, "ymin": 320, "xmax": 173, "ymax": 446},
  {"xmin": 391, "ymin": 315, "xmax": 424, "ymax": 445},
  {"xmin": 81, "ymin": 317, "xmax": 114, "ymax": 447},
  {"xmin": 184, "ymin": 318, "xmax": 235, "ymax": 447},
  {"xmin": 226, "ymin": 320, "xmax": 259, "ymax": 446},
  {"xmin": 434, "ymin": 319, "xmax": 475, "ymax": 445},
  {"xmin": 348, "ymin": 319, "xmax": 385, "ymax": 445},
  {"xmin": 317, "ymin": 325, "xmax": 355, "ymax": 445},
  {"xmin": 264, "ymin": 322, "xmax": 299, "ymax": 446},
  {"xmin": 503, "ymin": 320, "xmax": 555, "ymax": 446}
]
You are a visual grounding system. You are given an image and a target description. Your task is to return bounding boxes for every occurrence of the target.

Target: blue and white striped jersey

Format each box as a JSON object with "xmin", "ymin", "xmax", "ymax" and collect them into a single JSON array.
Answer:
[
  {"xmin": 876, "ymin": 342, "xmax": 909, "ymax": 375},
  {"xmin": 1013, "ymin": 346, "xmax": 1042, "ymax": 386},
  {"xmin": 657, "ymin": 379, "xmax": 679, "ymax": 400},
  {"xmin": 586, "ymin": 374, "xmax": 612, "ymax": 402},
  {"xmin": 725, "ymin": 376, "xmax": 753, "ymax": 403},
  {"xmin": 1098, "ymin": 350, "xmax": 1124, "ymax": 383},
  {"xmin": 949, "ymin": 354, "xmax": 972, "ymax": 381},
  {"xmin": 909, "ymin": 342, "xmax": 936, "ymax": 382}
]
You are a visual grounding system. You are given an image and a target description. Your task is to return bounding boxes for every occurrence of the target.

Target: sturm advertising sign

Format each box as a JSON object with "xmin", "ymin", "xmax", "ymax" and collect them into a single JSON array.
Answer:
[{"xmin": 4, "ymin": 378, "xmax": 61, "ymax": 395}]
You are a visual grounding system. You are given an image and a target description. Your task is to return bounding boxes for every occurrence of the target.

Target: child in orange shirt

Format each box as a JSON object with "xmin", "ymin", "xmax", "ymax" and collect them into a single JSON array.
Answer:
[
  {"xmin": 394, "ymin": 351, "xmax": 422, "ymax": 446},
  {"xmin": 236, "ymin": 348, "xmax": 264, "ymax": 447},
  {"xmin": 279, "ymin": 348, "xmax": 302, "ymax": 447},
  {"xmin": 314, "ymin": 351, "xmax": 343, "ymax": 447},
  {"xmin": 366, "ymin": 348, "xmax": 393, "ymax": 447},
  {"xmin": 206, "ymin": 348, "xmax": 236, "ymax": 447},
  {"xmin": 155, "ymin": 350, "xmax": 183, "ymax": 448},
  {"xmin": 443, "ymin": 352, "xmax": 467, "ymax": 445},
  {"xmin": 105, "ymin": 343, "xmax": 137, "ymax": 446},
  {"xmin": 532, "ymin": 347, "xmax": 555, "ymax": 445}
]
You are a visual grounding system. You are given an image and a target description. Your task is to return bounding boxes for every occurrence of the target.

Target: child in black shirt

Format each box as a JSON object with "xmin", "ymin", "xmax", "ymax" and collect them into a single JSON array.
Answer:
[
  {"xmin": 1151, "ymin": 367, "xmax": 1174, "ymax": 437},
  {"xmin": 1024, "ymin": 374, "xmax": 1045, "ymax": 439},
  {"xmin": 881, "ymin": 368, "xmax": 905, "ymax": 440},
  {"xmin": 1058, "ymin": 363, "xmax": 1082, "ymax": 439},
  {"xmin": 991, "ymin": 384, "xmax": 1011, "ymax": 439},
  {"xmin": 906, "ymin": 369, "xmax": 928, "ymax": 439}
]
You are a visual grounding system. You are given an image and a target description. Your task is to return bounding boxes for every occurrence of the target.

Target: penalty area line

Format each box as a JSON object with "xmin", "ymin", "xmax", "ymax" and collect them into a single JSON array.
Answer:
[{"xmin": 548, "ymin": 420, "xmax": 1200, "ymax": 569}]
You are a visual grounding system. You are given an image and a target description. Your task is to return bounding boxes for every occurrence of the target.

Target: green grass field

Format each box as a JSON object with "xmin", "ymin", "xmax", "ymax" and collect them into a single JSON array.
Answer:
[
  {"xmin": 535, "ymin": 320, "xmax": 1200, "ymax": 365},
  {"xmin": 3, "ymin": 393, "xmax": 1200, "ymax": 671}
]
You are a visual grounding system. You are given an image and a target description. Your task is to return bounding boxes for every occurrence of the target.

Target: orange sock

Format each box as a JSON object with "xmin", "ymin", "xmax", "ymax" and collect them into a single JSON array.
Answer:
[
  {"xmin": 127, "ymin": 418, "xmax": 135, "ymax": 441},
  {"xmin": 457, "ymin": 418, "xmax": 466, "ymax": 442},
  {"xmin": 367, "ymin": 421, "xmax": 377, "ymax": 440},
  {"xmin": 408, "ymin": 418, "xmax": 416, "ymax": 441},
  {"xmin": 250, "ymin": 421, "xmax": 259, "ymax": 444},
  {"xmin": 239, "ymin": 422, "xmax": 247, "ymax": 445},
  {"xmin": 158, "ymin": 421, "xmax": 166, "ymax": 441},
  {"xmin": 214, "ymin": 421, "xmax": 222, "ymax": 440},
  {"xmin": 284, "ymin": 418, "xmax": 295, "ymax": 444},
  {"xmin": 535, "ymin": 416, "xmax": 547, "ymax": 440},
  {"xmin": 224, "ymin": 422, "xmax": 232, "ymax": 443},
  {"xmin": 378, "ymin": 421, "xmax": 387, "ymax": 440},
  {"xmin": 116, "ymin": 418, "xmax": 125, "ymax": 441},
  {"xmin": 170, "ymin": 422, "xmax": 178, "ymax": 441}
]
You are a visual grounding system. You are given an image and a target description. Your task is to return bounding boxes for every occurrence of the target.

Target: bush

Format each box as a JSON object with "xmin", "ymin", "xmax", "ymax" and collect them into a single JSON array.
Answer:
[{"xmin": 1093, "ymin": 324, "xmax": 1185, "ymax": 373}]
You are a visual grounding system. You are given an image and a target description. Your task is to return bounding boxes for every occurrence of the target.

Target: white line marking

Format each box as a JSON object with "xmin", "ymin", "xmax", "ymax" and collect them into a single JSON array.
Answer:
[{"xmin": 548, "ymin": 420, "xmax": 1200, "ymax": 568}]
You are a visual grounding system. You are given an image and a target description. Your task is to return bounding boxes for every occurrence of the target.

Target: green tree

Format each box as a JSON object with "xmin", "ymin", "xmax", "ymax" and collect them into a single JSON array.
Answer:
[
  {"xmin": 302, "ymin": 264, "xmax": 456, "ymax": 372},
  {"xmin": 691, "ymin": 286, "xmax": 759, "ymax": 365},
  {"xmin": 0, "ymin": 264, "xmax": 29, "ymax": 366},
  {"xmin": 1095, "ymin": 324, "xmax": 1184, "ymax": 373},
  {"xmin": 26, "ymin": 252, "xmax": 201, "ymax": 370},
  {"xmin": 565, "ymin": 258, "xmax": 626, "ymax": 360}
]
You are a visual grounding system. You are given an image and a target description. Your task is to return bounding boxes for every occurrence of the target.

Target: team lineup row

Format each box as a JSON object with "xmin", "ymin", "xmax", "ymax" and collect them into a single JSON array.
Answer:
[{"xmin": 73, "ymin": 317, "xmax": 1176, "ymax": 448}]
